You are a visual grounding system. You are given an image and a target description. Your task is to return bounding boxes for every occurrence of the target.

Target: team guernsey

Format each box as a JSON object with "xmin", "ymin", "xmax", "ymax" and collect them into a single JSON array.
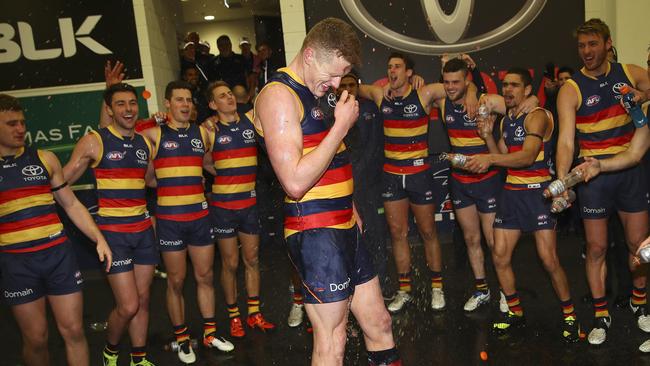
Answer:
[
  {"xmin": 256, "ymin": 68, "xmax": 374, "ymax": 303},
  {"xmin": 0, "ymin": 147, "xmax": 82, "ymax": 304},
  {"xmin": 91, "ymin": 125, "xmax": 152, "ymax": 232},
  {"xmin": 154, "ymin": 123, "xmax": 209, "ymax": 221},
  {"xmin": 567, "ymin": 62, "xmax": 636, "ymax": 159},
  {"xmin": 381, "ymin": 87, "xmax": 430, "ymax": 175}
]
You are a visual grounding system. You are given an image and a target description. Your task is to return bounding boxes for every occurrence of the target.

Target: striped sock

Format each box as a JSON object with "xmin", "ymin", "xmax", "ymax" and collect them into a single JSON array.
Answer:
[
  {"xmin": 203, "ymin": 317, "xmax": 216, "ymax": 338},
  {"xmin": 632, "ymin": 287, "xmax": 647, "ymax": 307},
  {"xmin": 475, "ymin": 278, "xmax": 488, "ymax": 294},
  {"xmin": 505, "ymin": 292, "xmax": 523, "ymax": 316},
  {"xmin": 398, "ymin": 272, "xmax": 412, "ymax": 292},
  {"xmin": 104, "ymin": 342, "xmax": 119, "ymax": 356},
  {"xmin": 248, "ymin": 296, "xmax": 260, "ymax": 316},
  {"xmin": 173, "ymin": 324, "xmax": 190, "ymax": 344},
  {"xmin": 227, "ymin": 303, "xmax": 240, "ymax": 319},
  {"xmin": 130, "ymin": 346, "xmax": 146, "ymax": 364},
  {"xmin": 560, "ymin": 298, "xmax": 576, "ymax": 319},
  {"xmin": 593, "ymin": 296, "xmax": 609, "ymax": 318},
  {"xmin": 431, "ymin": 271, "xmax": 443, "ymax": 289},
  {"xmin": 293, "ymin": 290, "xmax": 304, "ymax": 305}
]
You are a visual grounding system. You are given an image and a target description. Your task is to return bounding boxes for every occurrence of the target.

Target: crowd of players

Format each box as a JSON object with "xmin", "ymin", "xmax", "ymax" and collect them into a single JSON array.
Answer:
[{"xmin": 1, "ymin": 16, "xmax": 650, "ymax": 366}]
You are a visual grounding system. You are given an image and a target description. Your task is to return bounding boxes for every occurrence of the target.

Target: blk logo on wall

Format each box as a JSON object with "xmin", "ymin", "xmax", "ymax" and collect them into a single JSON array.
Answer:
[{"xmin": 0, "ymin": 0, "xmax": 142, "ymax": 90}]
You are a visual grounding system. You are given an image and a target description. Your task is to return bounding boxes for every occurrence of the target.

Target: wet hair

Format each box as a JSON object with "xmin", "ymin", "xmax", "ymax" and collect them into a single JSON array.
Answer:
[
  {"xmin": 206, "ymin": 81, "xmax": 230, "ymax": 101},
  {"xmin": 576, "ymin": 18, "xmax": 611, "ymax": 42},
  {"xmin": 301, "ymin": 18, "xmax": 361, "ymax": 67},
  {"xmin": 0, "ymin": 94, "xmax": 23, "ymax": 113},
  {"xmin": 557, "ymin": 66, "xmax": 574, "ymax": 76},
  {"xmin": 103, "ymin": 83, "xmax": 137, "ymax": 105},
  {"xmin": 387, "ymin": 52, "xmax": 414, "ymax": 71},
  {"xmin": 506, "ymin": 67, "xmax": 533, "ymax": 87},
  {"xmin": 342, "ymin": 71, "xmax": 359, "ymax": 84},
  {"xmin": 442, "ymin": 58, "xmax": 468, "ymax": 76},
  {"xmin": 164, "ymin": 80, "xmax": 193, "ymax": 100}
]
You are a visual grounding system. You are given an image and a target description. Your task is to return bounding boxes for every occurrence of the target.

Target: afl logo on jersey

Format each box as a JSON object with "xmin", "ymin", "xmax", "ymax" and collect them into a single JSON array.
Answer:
[
  {"xmin": 585, "ymin": 95, "xmax": 601, "ymax": 107},
  {"xmin": 162, "ymin": 141, "xmax": 179, "ymax": 150},
  {"xmin": 218, "ymin": 135, "xmax": 232, "ymax": 145},
  {"xmin": 242, "ymin": 129, "xmax": 255, "ymax": 140},
  {"xmin": 106, "ymin": 151, "xmax": 125, "ymax": 161},
  {"xmin": 22, "ymin": 165, "xmax": 43, "ymax": 176},
  {"xmin": 382, "ymin": 106, "xmax": 393, "ymax": 114},
  {"xmin": 404, "ymin": 104, "xmax": 418, "ymax": 114},
  {"xmin": 311, "ymin": 107, "xmax": 324, "ymax": 120},
  {"xmin": 135, "ymin": 149, "xmax": 148, "ymax": 161},
  {"xmin": 191, "ymin": 138, "xmax": 204, "ymax": 149}
]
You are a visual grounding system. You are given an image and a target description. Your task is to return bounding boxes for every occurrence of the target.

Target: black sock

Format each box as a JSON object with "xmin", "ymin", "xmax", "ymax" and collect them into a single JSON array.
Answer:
[{"xmin": 367, "ymin": 347, "xmax": 401, "ymax": 365}]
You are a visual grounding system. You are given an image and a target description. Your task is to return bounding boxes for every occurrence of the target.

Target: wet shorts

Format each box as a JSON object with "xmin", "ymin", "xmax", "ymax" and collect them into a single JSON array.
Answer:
[
  {"xmin": 211, "ymin": 205, "xmax": 259, "ymax": 239},
  {"xmin": 449, "ymin": 173, "xmax": 502, "ymax": 213},
  {"xmin": 286, "ymin": 227, "xmax": 376, "ymax": 304},
  {"xmin": 0, "ymin": 240, "xmax": 83, "ymax": 306},
  {"xmin": 157, "ymin": 215, "xmax": 213, "ymax": 251},
  {"xmin": 382, "ymin": 170, "xmax": 434, "ymax": 205},
  {"xmin": 494, "ymin": 188, "xmax": 556, "ymax": 232},
  {"xmin": 577, "ymin": 164, "xmax": 649, "ymax": 219},
  {"xmin": 102, "ymin": 227, "xmax": 158, "ymax": 274}
]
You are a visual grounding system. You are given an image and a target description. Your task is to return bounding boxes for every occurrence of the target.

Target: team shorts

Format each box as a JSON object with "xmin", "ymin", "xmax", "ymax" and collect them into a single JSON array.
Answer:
[
  {"xmin": 102, "ymin": 227, "xmax": 158, "ymax": 274},
  {"xmin": 577, "ymin": 164, "xmax": 649, "ymax": 219},
  {"xmin": 0, "ymin": 240, "xmax": 83, "ymax": 306},
  {"xmin": 382, "ymin": 170, "xmax": 434, "ymax": 205},
  {"xmin": 210, "ymin": 205, "xmax": 259, "ymax": 239},
  {"xmin": 494, "ymin": 188, "xmax": 556, "ymax": 232},
  {"xmin": 287, "ymin": 227, "xmax": 376, "ymax": 304},
  {"xmin": 157, "ymin": 215, "xmax": 213, "ymax": 251},
  {"xmin": 449, "ymin": 173, "xmax": 502, "ymax": 213}
]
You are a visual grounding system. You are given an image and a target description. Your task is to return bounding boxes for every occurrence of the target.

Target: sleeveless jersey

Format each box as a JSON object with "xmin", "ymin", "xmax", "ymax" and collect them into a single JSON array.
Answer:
[
  {"xmin": 91, "ymin": 125, "xmax": 152, "ymax": 232},
  {"xmin": 153, "ymin": 123, "xmax": 208, "ymax": 221},
  {"xmin": 566, "ymin": 62, "xmax": 636, "ymax": 158},
  {"xmin": 380, "ymin": 87, "xmax": 430, "ymax": 175},
  {"xmin": 0, "ymin": 147, "xmax": 66, "ymax": 252},
  {"xmin": 256, "ymin": 68, "xmax": 355, "ymax": 238},
  {"xmin": 441, "ymin": 95, "xmax": 498, "ymax": 183},
  {"xmin": 209, "ymin": 113, "xmax": 257, "ymax": 210},
  {"xmin": 501, "ymin": 108, "xmax": 554, "ymax": 190}
]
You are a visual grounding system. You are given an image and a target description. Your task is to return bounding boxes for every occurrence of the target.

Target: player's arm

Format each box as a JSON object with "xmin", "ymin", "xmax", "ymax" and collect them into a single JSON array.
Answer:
[
  {"xmin": 555, "ymin": 83, "xmax": 579, "ymax": 178},
  {"xmin": 41, "ymin": 150, "xmax": 112, "ymax": 272},
  {"xmin": 62, "ymin": 133, "xmax": 100, "ymax": 185},
  {"xmin": 358, "ymin": 84, "xmax": 385, "ymax": 107},
  {"xmin": 480, "ymin": 93, "xmax": 539, "ymax": 115},
  {"xmin": 627, "ymin": 64, "xmax": 650, "ymax": 103},
  {"xmin": 465, "ymin": 109, "xmax": 547, "ymax": 172},
  {"xmin": 256, "ymin": 85, "xmax": 358, "ymax": 200},
  {"xmin": 202, "ymin": 128, "xmax": 217, "ymax": 176}
]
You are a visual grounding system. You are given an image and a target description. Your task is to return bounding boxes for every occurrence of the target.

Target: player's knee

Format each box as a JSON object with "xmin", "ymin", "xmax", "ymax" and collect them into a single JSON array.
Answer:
[
  {"xmin": 117, "ymin": 298, "xmax": 140, "ymax": 319},
  {"xmin": 23, "ymin": 327, "xmax": 48, "ymax": 350},
  {"xmin": 540, "ymin": 253, "xmax": 560, "ymax": 273},
  {"xmin": 242, "ymin": 253, "xmax": 259, "ymax": 269},
  {"xmin": 57, "ymin": 320, "xmax": 85, "ymax": 343},
  {"xmin": 463, "ymin": 232, "xmax": 482, "ymax": 247},
  {"xmin": 492, "ymin": 250, "xmax": 510, "ymax": 268},
  {"xmin": 195, "ymin": 268, "xmax": 214, "ymax": 285},
  {"xmin": 419, "ymin": 228, "xmax": 437, "ymax": 242},
  {"xmin": 586, "ymin": 243, "xmax": 607, "ymax": 260},
  {"xmin": 222, "ymin": 256, "xmax": 239, "ymax": 274},
  {"xmin": 167, "ymin": 275, "xmax": 185, "ymax": 293}
]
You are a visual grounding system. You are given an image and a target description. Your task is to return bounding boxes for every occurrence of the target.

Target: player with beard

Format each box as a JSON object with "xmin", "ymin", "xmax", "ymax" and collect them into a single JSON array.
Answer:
[{"xmin": 556, "ymin": 18, "xmax": 650, "ymax": 345}]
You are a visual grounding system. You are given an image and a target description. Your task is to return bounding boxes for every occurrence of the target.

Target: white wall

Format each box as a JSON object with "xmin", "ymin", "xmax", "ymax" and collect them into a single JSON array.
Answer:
[
  {"xmin": 585, "ymin": 0, "xmax": 650, "ymax": 65},
  {"xmin": 184, "ymin": 19, "xmax": 257, "ymax": 53},
  {"xmin": 279, "ymin": 0, "xmax": 306, "ymax": 63}
]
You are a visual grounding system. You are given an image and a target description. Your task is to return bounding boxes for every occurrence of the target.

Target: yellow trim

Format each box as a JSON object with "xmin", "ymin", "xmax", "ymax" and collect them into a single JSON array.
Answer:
[
  {"xmin": 212, "ymin": 182, "xmax": 256, "ymax": 194},
  {"xmin": 157, "ymin": 194, "xmax": 206, "ymax": 206},
  {"xmin": 96, "ymin": 178, "xmax": 145, "ymax": 190},
  {"xmin": 566, "ymin": 79, "xmax": 582, "ymax": 110},
  {"xmin": 155, "ymin": 166, "xmax": 203, "ymax": 179},
  {"xmin": 440, "ymin": 97, "xmax": 446, "ymax": 122},
  {"xmin": 152, "ymin": 127, "xmax": 162, "ymax": 159},
  {"xmin": 141, "ymin": 134, "xmax": 153, "ymax": 160},
  {"xmin": 88, "ymin": 130, "xmax": 103, "ymax": 169},
  {"xmin": 622, "ymin": 64, "xmax": 637, "ymax": 88},
  {"xmin": 278, "ymin": 67, "xmax": 305, "ymax": 86},
  {"xmin": 98, "ymin": 206, "xmax": 147, "ymax": 217},
  {"xmin": 289, "ymin": 180, "xmax": 353, "ymax": 203},
  {"xmin": 107, "ymin": 125, "xmax": 125, "ymax": 140},
  {"xmin": 199, "ymin": 125, "xmax": 209, "ymax": 151},
  {"xmin": 36, "ymin": 150, "xmax": 52, "ymax": 176},
  {"xmin": 580, "ymin": 61, "xmax": 611, "ymax": 80},
  {"xmin": 0, "ymin": 223, "xmax": 63, "ymax": 245},
  {"xmin": 506, "ymin": 175, "xmax": 551, "ymax": 185},
  {"xmin": 0, "ymin": 194, "xmax": 54, "ymax": 217},
  {"xmin": 384, "ymin": 125, "xmax": 428, "ymax": 137},
  {"xmin": 215, "ymin": 156, "xmax": 258, "ymax": 169}
]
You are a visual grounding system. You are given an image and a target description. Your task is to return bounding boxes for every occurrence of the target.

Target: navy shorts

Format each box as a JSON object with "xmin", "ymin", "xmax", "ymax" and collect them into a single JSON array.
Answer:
[
  {"xmin": 102, "ymin": 227, "xmax": 159, "ymax": 274},
  {"xmin": 449, "ymin": 173, "xmax": 502, "ymax": 213},
  {"xmin": 577, "ymin": 164, "xmax": 649, "ymax": 219},
  {"xmin": 0, "ymin": 241, "xmax": 83, "ymax": 306},
  {"xmin": 210, "ymin": 205, "xmax": 259, "ymax": 239},
  {"xmin": 287, "ymin": 227, "xmax": 376, "ymax": 304},
  {"xmin": 382, "ymin": 170, "xmax": 434, "ymax": 205},
  {"xmin": 157, "ymin": 215, "xmax": 213, "ymax": 251},
  {"xmin": 494, "ymin": 188, "xmax": 556, "ymax": 232}
]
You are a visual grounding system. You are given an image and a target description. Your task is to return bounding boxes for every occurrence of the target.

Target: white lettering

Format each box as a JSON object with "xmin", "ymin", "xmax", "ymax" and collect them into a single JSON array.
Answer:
[
  {"xmin": 18, "ymin": 22, "xmax": 61, "ymax": 60},
  {"xmin": 329, "ymin": 277, "xmax": 351, "ymax": 292},
  {"xmin": 0, "ymin": 24, "xmax": 21, "ymax": 63},
  {"xmin": 4, "ymin": 288, "xmax": 33, "ymax": 298}
]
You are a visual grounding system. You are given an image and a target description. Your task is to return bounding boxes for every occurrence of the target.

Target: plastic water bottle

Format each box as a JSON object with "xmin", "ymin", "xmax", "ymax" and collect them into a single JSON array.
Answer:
[
  {"xmin": 621, "ymin": 85, "xmax": 648, "ymax": 128},
  {"xmin": 639, "ymin": 245, "xmax": 650, "ymax": 263},
  {"xmin": 478, "ymin": 104, "xmax": 489, "ymax": 120},
  {"xmin": 543, "ymin": 170, "xmax": 584, "ymax": 198},
  {"xmin": 440, "ymin": 152, "xmax": 467, "ymax": 168},
  {"xmin": 550, "ymin": 189, "xmax": 576, "ymax": 213},
  {"xmin": 164, "ymin": 339, "xmax": 198, "ymax": 352}
]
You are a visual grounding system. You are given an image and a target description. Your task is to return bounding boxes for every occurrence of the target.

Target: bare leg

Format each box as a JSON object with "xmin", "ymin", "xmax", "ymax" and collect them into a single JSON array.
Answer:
[
  {"xmin": 492, "ymin": 228, "xmax": 521, "ymax": 296},
  {"xmin": 455, "ymin": 204, "xmax": 485, "ymax": 279},
  {"xmin": 410, "ymin": 202, "xmax": 442, "ymax": 272},
  {"xmin": 12, "ymin": 298, "xmax": 50, "ymax": 366},
  {"xmin": 350, "ymin": 277, "xmax": 395, "ymax": 351},
  {"xmin": 384, "ymin": 199, "xmax": 411, "ymax": 274},
  {"xmin": 162, "ymin": 250, "xmax": 188, "ymax": 325},
  {"xmin": 239, "ymin": 232, "xmax": 261, "ymax": 298},
  {"xmin": 188, "ymin": 244, "xmax": 216, "ymax": 318},
  {"xmin": 128, "ymin": 264, "xmax": 155, "ymax": 347},
  {"xmin": 583, "ymin": 219, "xmax": 609, "ymax": 300},
  {"xmin": 217, "ymin": 237, "xmax": 240, "ymax": 305},
  {"xmin": 49, "ymin": 292, "xmax": 89, "ymax": 366},
  {"xmin": 304, "ymin": 300, "xmax": 350, "ymax": 366},
  {"xmin": 533, "ymin": 230, "xmax": 571, "ymax": 301}
]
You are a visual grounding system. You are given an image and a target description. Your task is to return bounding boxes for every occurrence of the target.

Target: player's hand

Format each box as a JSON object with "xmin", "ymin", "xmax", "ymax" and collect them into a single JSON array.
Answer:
[
  {"xmin": 572, "ymin": 156, "xmax": 601, "ymax": 182},
  {"xmin": 151, "ymin": 112, "xmax": 168, "ymax": 123},
  {"xmin": 410, "ymin": 74, "xmax": 425, "ymax": 90},
  {"xmin": 96, "ymin": 238, "xmax": 112, "ymax": 272},
  {"xmin": 514, "ymin": 95, "xmax": 540, "ymax": 115},
  {"xmin": 201, "ymin": 115, "xmax": 220, "ymax": 132},
  {"xmin": 465, "ymin": 154, "xmax": 491, "ymax": 173},
  {"xmin": 440, "ymin": 53, "xmax": 450, "ymax": 69},
  {"xmin": 633, "ymin": 235, "xmax": 650, "ymax": 266},
  {"xmin": 477, "ymin": 113, "xmax": 496, "ymax": 140},
  {"xmin": 334, "ymin": 90, "xmax": 359, "ymax": 132},
  {"xmin": 464, "ymin": 92, "xmax": 478, "ymax": 119},
  {"xmin": 353, "ymin": 202, "xmax": 363, "ymax": 233},
  {"xmin": 461, "ymin": 53, "xmax": 476, "ymax": 70},
  {"xmin": 104, "ymin": 60, "xmax": 125, "ymax": 87}
]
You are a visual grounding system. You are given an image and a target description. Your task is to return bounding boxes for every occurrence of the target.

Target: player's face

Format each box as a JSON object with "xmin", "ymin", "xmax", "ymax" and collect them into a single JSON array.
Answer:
[
  {"xmin": 309, "ymin": 52, "xmax": 352, "ymax": 97},
  {"xmin": 108, "ymin": 91, "xmax": 138, "ymax": 131},
  {"xmin": 0, "ymin": 110, "xmax": 26, "ymax": 149},
  {"xmin": 557, "ymin": 72, "xmax": 572, "ymax": 87},
  {"xmin": 577, "ymin": 33, "xmax": 610, "ymax": 71},
  {"xmin": 209, "ymin": 86, "xmax": 237, "ymax": 114},
  {"xmin": 183, "ymin": 68, "xmax": 199, "ymax": 87},
  {"xmin": 387, "ymin": 58, "xmax": 412, "ymax": 90},
  {"xmin": 337, "ymin": 76, "xmax": 358, "ymax": 98},
  {"xmin": 165, "ymin": 89, "xmax": 193, "ymax": 123},
  {"xmin": 442, "ymin": 70, "xmax": 468, "ymax": 102},
  {"xmin": 502, "ymin": 74, "xmax": 530, "ymax": 109}
]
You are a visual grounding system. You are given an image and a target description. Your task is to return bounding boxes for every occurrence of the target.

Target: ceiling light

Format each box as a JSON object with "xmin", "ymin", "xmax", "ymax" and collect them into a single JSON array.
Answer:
[
  {"xmin": 204, "ymin": 15, "xmax": 215, "ymax": 20},
  {"xmin": 224, "ymin": 0, "xmax": 230, "ymax": 8}
]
